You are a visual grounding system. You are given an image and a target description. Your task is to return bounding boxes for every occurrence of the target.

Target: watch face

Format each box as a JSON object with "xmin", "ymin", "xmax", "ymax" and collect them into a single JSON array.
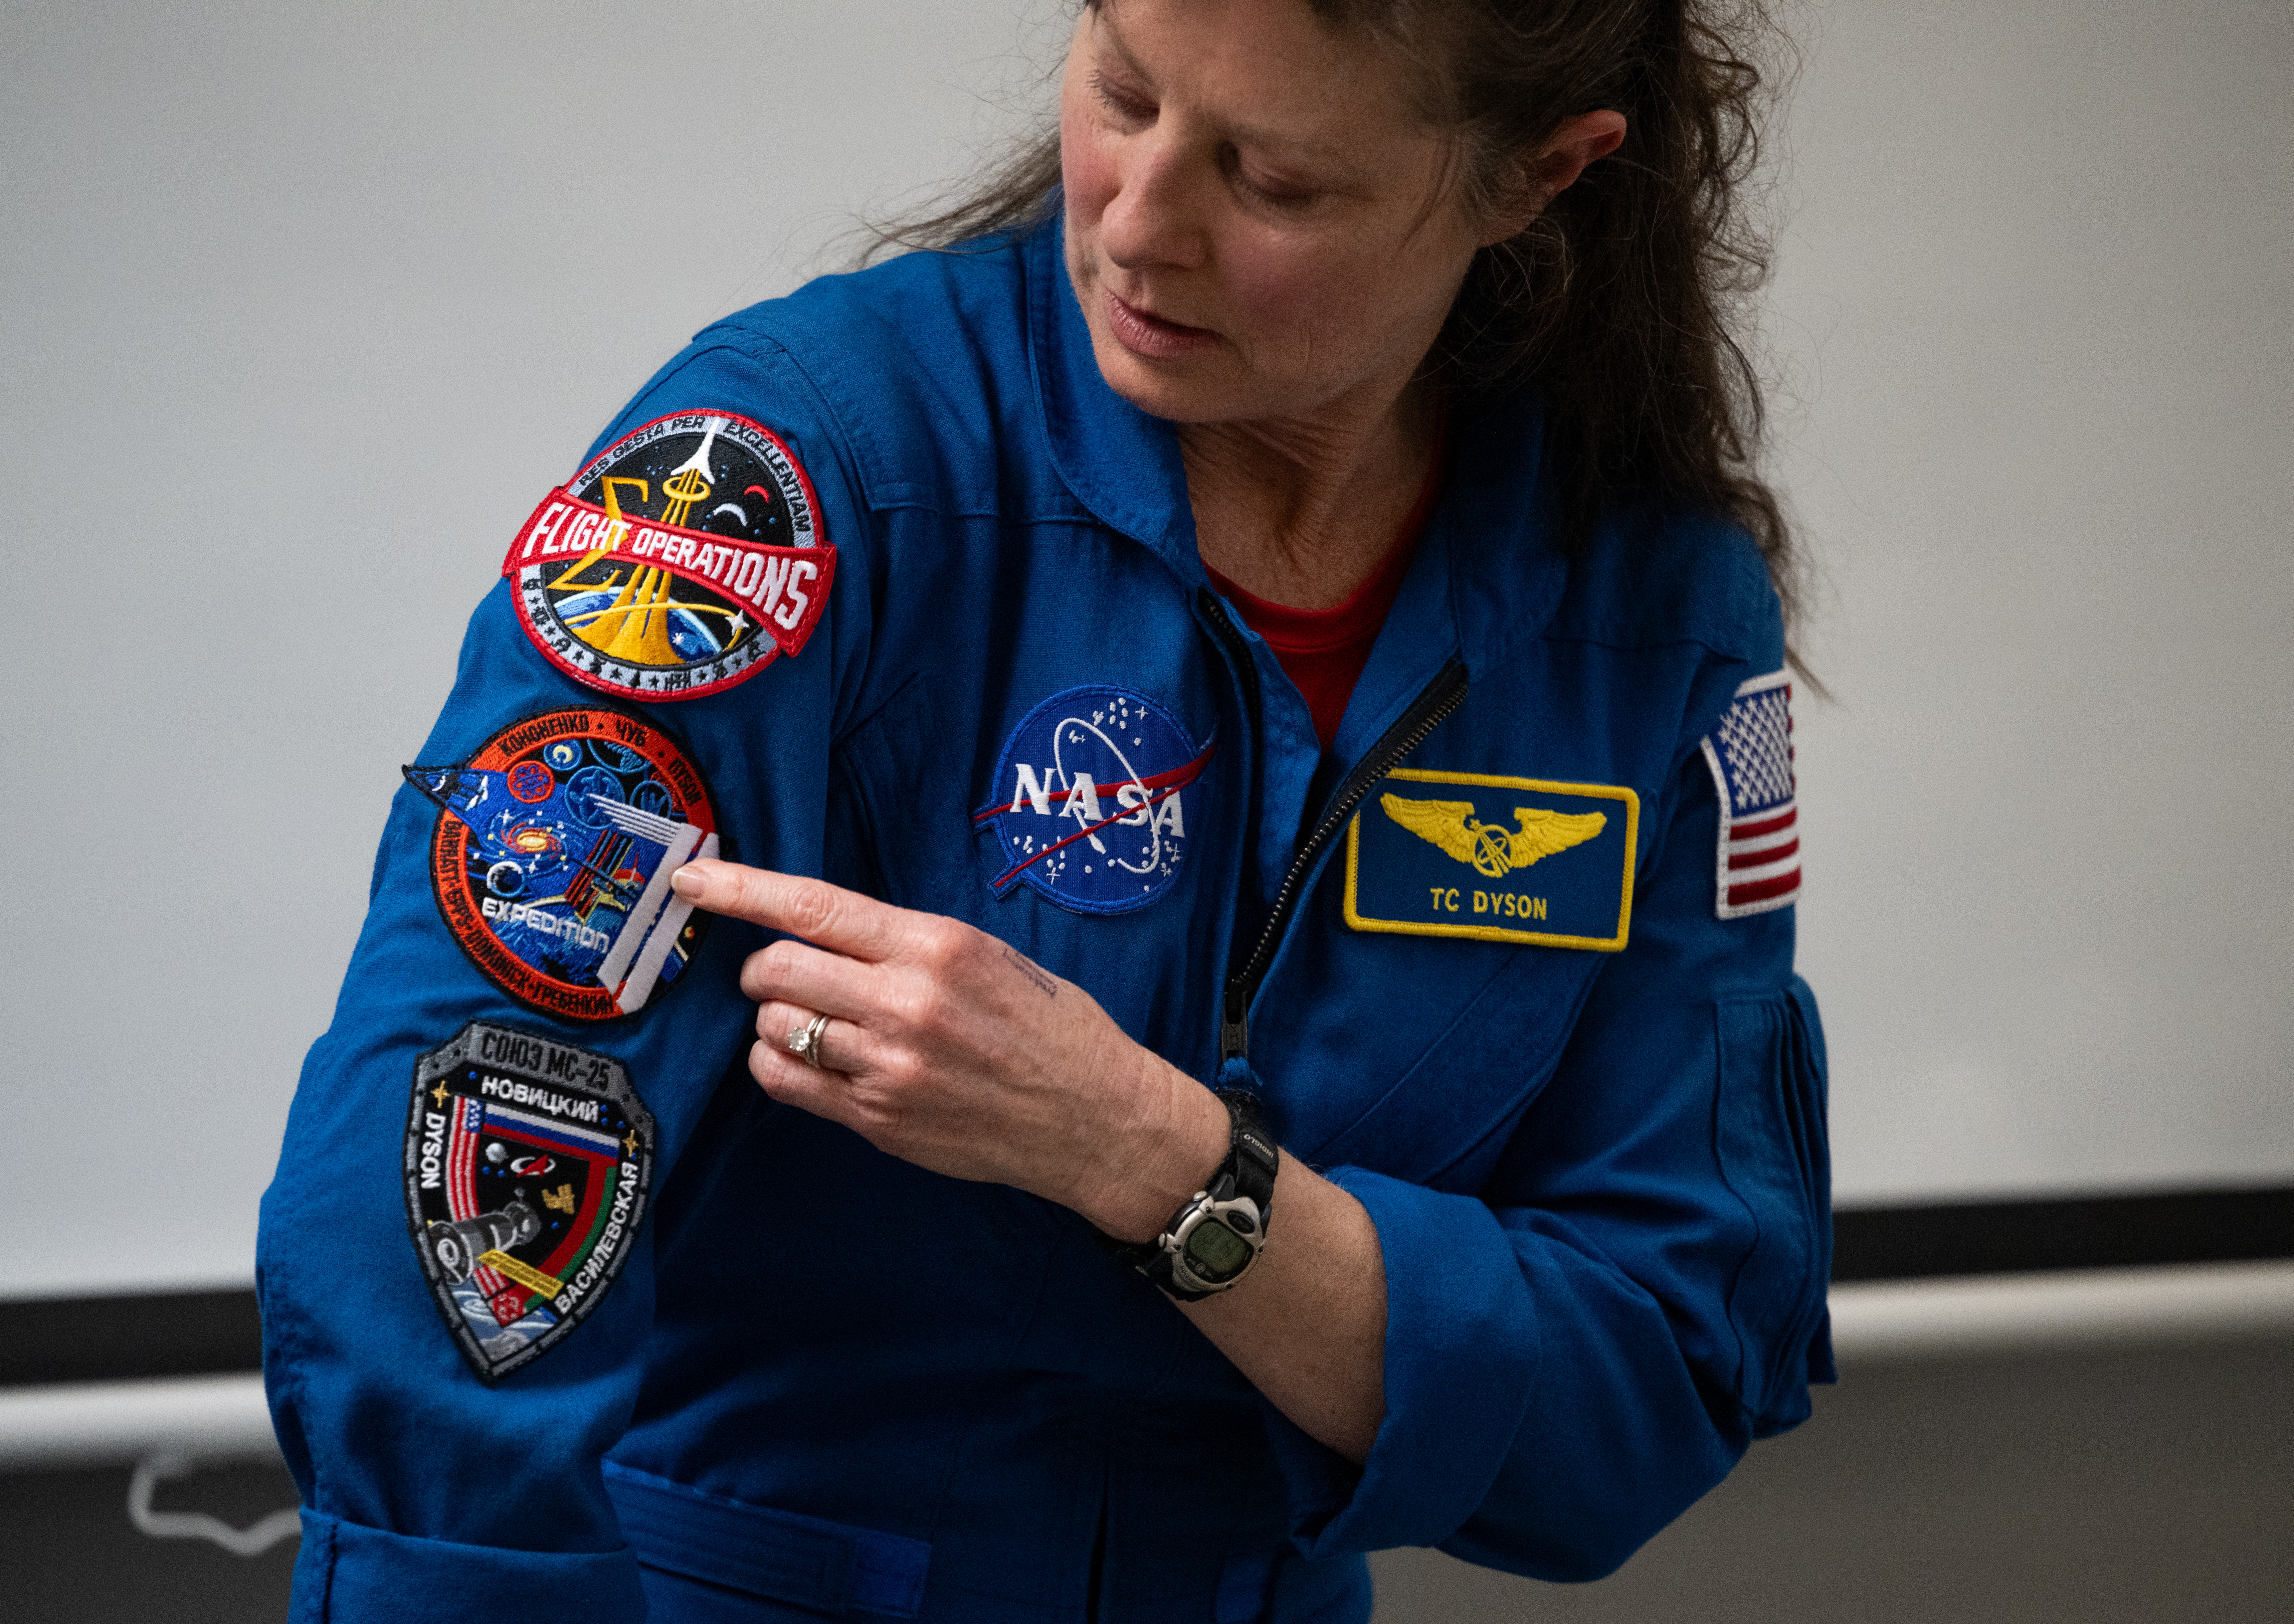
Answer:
[{"xmin": 1184, "ymin": 1217, "xmax": 1252, "ymax": 1280}]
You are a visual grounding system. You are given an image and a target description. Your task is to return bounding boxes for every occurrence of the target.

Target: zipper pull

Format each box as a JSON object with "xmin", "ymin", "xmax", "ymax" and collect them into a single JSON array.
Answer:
[{"xmin": 1220, "ymin": 987, "xmax": 1250, "ymax": 1062}]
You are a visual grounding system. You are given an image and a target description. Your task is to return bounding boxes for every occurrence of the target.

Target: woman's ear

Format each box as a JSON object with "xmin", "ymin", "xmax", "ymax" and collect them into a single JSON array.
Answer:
[{"xmin": 1479, "ymin": 110, "xmax": 1629, "ymax": 244}]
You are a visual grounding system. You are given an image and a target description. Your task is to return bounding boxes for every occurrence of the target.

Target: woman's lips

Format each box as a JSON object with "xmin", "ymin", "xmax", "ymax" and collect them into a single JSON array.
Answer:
[{"xmin": 1104, "ymin": 289, "xmax": 1218, "ymax": 359}]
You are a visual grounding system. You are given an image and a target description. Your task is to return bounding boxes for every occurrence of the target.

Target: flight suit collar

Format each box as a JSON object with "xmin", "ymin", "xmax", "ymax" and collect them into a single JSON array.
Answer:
[{"xmin": 1026, "ymin": 214, "xmax": 1204, "ymax": 580}]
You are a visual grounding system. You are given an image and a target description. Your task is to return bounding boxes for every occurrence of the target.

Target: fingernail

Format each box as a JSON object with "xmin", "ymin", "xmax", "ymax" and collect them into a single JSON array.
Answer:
[{"xmin": 670, "ymin": 865, "xmax": 703, "ymax": 898}]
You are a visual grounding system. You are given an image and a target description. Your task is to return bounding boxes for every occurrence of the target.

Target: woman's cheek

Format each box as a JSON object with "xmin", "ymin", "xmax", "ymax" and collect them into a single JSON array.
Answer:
[
  {"xmin": 1056, "ymin": 55, "xmax": 1123, "ymax": 245},
  {"xmin": 1224, "ymin": 256, "xmax": 1345, "ymax": 375},
  {"xmin": 1059, "ymin": 119, "xmax": 1113, "ymax": 224}
]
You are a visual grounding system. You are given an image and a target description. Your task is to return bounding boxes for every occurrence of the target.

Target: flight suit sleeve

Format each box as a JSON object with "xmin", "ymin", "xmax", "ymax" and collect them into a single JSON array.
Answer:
[
  {"xmin": 1265, "ymin": 637, "xmax": 1834, "ymax": 1582},
  {"xmin": 256, "ymin": 327, "xmax": 876, "ymax": 1622}
]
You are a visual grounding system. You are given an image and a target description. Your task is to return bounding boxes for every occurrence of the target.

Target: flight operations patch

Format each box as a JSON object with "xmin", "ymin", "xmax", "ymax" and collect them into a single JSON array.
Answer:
[
  {"xmin": 407, "ymin": 1022, "xmax": 654, "ymax": 1382},
  {"xmin": 1344, "ymin": 767, "xmax": 1640, "ymax": 950},
  {"xmin": 971, "ymin": 685, "xmax": 1214, "ymax": 915},
  {"xmin": 406, "ymin": 708, "xmax": 719, "ymax": 1022},
  {"xmin": 503, "ymin": 410, "xmax": 834, "ymax": 701}
]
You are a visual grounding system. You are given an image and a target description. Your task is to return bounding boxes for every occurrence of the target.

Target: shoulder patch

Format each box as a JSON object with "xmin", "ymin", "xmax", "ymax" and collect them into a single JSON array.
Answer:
[
  {"xmin": 503, "ymin": 410, "xmax": 834, "ymax": 701},
  {"xmin": 406, "ymin": 1022, "xmax": 654, "ymax": 1382},
  {"xmin": 1701, "ymin": 669, "xmax": 1800, "ymax": 917},
  {"xmin": 406, "ymin": 707, "xmax": 719, "ymax": 1021},
  {"xmin": 1344, "ymin": 767, "xmax": 1639, "ymax": 949},
  {"xmin": 971, "ymin": 685, "xmax": 1212, "ymax": 915}
]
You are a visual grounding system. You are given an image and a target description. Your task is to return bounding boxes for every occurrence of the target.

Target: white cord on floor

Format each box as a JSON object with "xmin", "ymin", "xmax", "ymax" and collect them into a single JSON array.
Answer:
[{"xmin": 127, "ymin": 1451, "xmax": 301, "ymax": 1558}]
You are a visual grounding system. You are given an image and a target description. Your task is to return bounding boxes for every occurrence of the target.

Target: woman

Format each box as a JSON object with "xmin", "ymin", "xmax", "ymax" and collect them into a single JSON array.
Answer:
[{"xmin": 259, "ymin": 2, "xmax": 1832, "ymax": 1620}]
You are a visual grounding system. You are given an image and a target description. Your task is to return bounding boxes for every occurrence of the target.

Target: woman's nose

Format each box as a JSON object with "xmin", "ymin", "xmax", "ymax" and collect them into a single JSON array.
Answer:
[{"xmin": 1098, "ymin": 132, "xmax": 1206, "ymax": 273}]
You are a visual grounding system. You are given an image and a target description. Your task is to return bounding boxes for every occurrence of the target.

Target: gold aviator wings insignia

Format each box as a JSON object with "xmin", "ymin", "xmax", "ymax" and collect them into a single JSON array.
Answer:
[
  {"xmin": 1504, "ymin": 806, "xmax": 1607, "ymax": 868},
  {"xmin": 1379, "ymin": 793, "xmax": 1606, "ymax": 878},
  {"xmin": 1379, "ymin": 794, "xmax": 1481, "ymax": 864}
]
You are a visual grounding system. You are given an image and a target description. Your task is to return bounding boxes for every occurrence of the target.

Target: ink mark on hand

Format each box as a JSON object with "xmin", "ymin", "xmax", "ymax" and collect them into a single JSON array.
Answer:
[{"xmin": 1003, "ymin": 945, "xmax": 1058, "ymax": 998}]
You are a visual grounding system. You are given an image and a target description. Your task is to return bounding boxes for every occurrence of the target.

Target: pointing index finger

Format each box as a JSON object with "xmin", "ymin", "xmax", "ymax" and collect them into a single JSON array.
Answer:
[{"xmin": 670, "ymin": 859, "xmax": 900, "ymax": 961}]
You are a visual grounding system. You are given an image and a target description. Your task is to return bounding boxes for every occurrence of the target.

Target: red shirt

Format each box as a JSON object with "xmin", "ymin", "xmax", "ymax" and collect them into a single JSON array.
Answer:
[{"xmin": 1203, "ymin": 456, "xmax": 1444, "ymax": 750}]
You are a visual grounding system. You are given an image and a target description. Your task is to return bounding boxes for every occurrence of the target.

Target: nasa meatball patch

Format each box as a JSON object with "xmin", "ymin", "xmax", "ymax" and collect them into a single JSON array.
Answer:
[
  {"xmin": 972, "ymin": 685, "xmax": 1213, "ymax": 915},
  {"xmin": 405, "ymin": 707, "xmax": 719, "ymax": 1022},
  {"xmin": 502, "ymin": 410, "xmax": 834, "ymax": 701},
  {"xmin": 406, "ymin": 1022, "xmax": 655, "ymax": 1383}
]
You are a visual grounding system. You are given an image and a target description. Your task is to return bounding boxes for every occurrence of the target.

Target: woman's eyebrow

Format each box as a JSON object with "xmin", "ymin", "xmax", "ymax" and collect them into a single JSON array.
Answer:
[
  {"xmin": 1092, "ymin": 6, "xmax": 1153, "ymax": 85},
  {"xmin": 1218, "ymin": 115, "xmax": 1349, "ymax": 167}
]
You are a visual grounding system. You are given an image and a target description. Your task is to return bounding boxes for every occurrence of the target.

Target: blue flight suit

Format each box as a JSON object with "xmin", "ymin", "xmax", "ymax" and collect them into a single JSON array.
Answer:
[{"xmin": 259, "ymin": 214, "xmax": 1833, "ymax": 1623}]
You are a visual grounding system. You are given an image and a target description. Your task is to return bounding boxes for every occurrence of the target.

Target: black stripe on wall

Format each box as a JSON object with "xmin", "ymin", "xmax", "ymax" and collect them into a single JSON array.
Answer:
[
  {"xmin": 1832, "ymin": 1186, "xmax": 2294, "ymax": 1282},
  {"xmin": 1, "ymin": 1289, "xmax": 264, "ymax": 1388},
  {"xmin": 4, "ymin": 1187, "xmax": 2289, "ymax": 1386}
]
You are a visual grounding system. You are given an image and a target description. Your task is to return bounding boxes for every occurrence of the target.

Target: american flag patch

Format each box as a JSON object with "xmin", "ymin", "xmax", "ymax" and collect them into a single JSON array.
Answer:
[{"xmin": 1700, "ymin": 669, "xmax": 1800, "ymax": 918}]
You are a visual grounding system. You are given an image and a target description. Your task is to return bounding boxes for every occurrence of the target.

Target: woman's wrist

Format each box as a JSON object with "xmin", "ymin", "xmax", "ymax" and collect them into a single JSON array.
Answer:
[{"xmin": 1071, "ymin": 1051, "xmax": 1234, "ymax": 1243}]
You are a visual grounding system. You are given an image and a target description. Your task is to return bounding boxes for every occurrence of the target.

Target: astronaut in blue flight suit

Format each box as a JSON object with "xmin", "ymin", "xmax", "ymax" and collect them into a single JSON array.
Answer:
[{"xmin": 259, "ymin": 3, "xmax": 1833, "ymax": 1620}]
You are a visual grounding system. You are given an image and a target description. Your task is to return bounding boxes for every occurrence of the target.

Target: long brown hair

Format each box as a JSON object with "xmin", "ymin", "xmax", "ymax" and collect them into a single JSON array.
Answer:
[{"xmin": 868, "ymin": 0, "xmax": 1808, "ymax": 639}]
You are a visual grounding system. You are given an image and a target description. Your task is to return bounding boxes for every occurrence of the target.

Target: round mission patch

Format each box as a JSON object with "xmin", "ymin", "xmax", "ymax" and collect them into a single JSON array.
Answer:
[
  {"xmin": 500, "ymin": 409, "xmax": 835, "ymax": 701},
  {"xmin": 972, "ymin": 684, "xmax": 1212, "ymax": 915},
  {"xmin": 405, "ymin": 708, "xmax": 719, "ymax": 1021}
]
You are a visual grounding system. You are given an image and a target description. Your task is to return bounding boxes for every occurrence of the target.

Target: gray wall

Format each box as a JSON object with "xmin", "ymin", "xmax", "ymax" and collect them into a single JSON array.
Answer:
[
  {"xmin": 1773, "ymin": 1, "xmax": 2294, "ymax": 1203},
  {"xmin": 3, "ymin": 1, "xmax": 2290, "ymax": 1295}
]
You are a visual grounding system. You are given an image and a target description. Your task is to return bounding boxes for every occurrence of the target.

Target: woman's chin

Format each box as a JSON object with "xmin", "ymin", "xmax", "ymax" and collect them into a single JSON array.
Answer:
[{"xmin": 1085, "ymin": 328, "xmax": 1245, "ymax": 424}]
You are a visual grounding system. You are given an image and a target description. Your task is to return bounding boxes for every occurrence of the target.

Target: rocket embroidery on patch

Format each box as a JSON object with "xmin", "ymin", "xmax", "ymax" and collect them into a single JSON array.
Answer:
[{"xmin": 1701, "ymin": 669, "xmax": 1801, "ymax": 918}]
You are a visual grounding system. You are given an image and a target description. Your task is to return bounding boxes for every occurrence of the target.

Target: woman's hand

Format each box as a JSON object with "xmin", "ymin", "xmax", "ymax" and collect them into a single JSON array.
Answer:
[
  {"xmin": 667, "ymin": 858, "xmax": 1228, "ymax": 1242},
  {"xmin": 668, "ymin": 857, "xmax": 1389, "ymax": 1462}
]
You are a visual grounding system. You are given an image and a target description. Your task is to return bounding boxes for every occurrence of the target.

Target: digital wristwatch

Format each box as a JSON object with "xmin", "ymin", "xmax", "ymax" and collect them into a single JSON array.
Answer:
[{"xmin": 1108, "ymin": 1089, "xmax": 1279, "ymax": 1301}]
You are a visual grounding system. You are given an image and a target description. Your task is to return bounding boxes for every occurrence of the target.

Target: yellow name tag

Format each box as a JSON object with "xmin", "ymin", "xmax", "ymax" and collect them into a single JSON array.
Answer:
[{"xmin": 1343, "ymin": 767, "xmax": 1640, "ymax": 950}]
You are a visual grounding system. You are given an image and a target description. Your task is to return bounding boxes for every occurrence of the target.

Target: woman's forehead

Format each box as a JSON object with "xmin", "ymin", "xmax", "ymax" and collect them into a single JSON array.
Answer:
[{"xmin": 1085, "ymin": 0, "xmax": 1431, "ymax": 162}]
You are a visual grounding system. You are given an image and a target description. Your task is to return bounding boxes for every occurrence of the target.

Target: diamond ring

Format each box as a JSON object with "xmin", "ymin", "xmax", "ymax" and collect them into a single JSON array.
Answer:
[{"xmin": 786, "ymin": 1011, "xmax": 832, "ymax": 1069}]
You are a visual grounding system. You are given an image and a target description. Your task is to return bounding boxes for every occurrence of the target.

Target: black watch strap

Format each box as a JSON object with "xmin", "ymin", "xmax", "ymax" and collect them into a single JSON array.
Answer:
[{"xmin": 1101, "ymin": 1089, "xmax": 1279, "ymax": 1301}]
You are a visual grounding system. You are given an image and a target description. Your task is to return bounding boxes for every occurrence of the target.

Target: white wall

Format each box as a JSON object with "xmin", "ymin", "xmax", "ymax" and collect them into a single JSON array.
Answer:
[
  {"xmin": 0, "ymin": 0, "xmax": 1069, "ymax": 1296},
  {"xmin": 1775, "ymin": 1, "xmax": 2294, "ymax": 1200},
  {"xmin": 2, "ymin": 0, "xmax": 2288, "ymax": 1298}
]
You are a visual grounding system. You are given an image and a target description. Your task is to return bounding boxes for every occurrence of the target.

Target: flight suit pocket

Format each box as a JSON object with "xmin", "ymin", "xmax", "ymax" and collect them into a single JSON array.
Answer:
[
  {"xmin": 1713, "ymin": 979, "xmax": 1832, "ymax": 1429},
  {"xmin": 605, "ymin": 1460, "xmax": 931, "ymax": 1617}
]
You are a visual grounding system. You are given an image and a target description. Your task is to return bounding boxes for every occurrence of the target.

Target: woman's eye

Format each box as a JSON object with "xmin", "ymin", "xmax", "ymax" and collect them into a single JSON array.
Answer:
[
  {"xmin": 1222, "ymin": 151, "xmax": 1315, "ymax": 211},
  {"xmin": 1241, "ymin": 175, "xmax": 1316, "ymax": 211},
  {"xmin": 1090, "ymin": 70, "xmax": 1154, "ymax": 124}
]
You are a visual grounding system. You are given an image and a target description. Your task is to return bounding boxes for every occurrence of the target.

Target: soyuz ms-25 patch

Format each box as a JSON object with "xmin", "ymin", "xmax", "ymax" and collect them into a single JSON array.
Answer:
[
  {"xmin": 972, "ymin": 685, "xmax": 1212, "ymax": 915},
  {"xmin": 406, "ymin": 708, "xmax": 719, "ymax": 1022},
  {"xmin": 406, "ymin": 1022, "xmax": 655, "ymax": 1382},
  {"xmin": 502, "ymin": 410, "xmax": 834, "ymax": 701}
]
